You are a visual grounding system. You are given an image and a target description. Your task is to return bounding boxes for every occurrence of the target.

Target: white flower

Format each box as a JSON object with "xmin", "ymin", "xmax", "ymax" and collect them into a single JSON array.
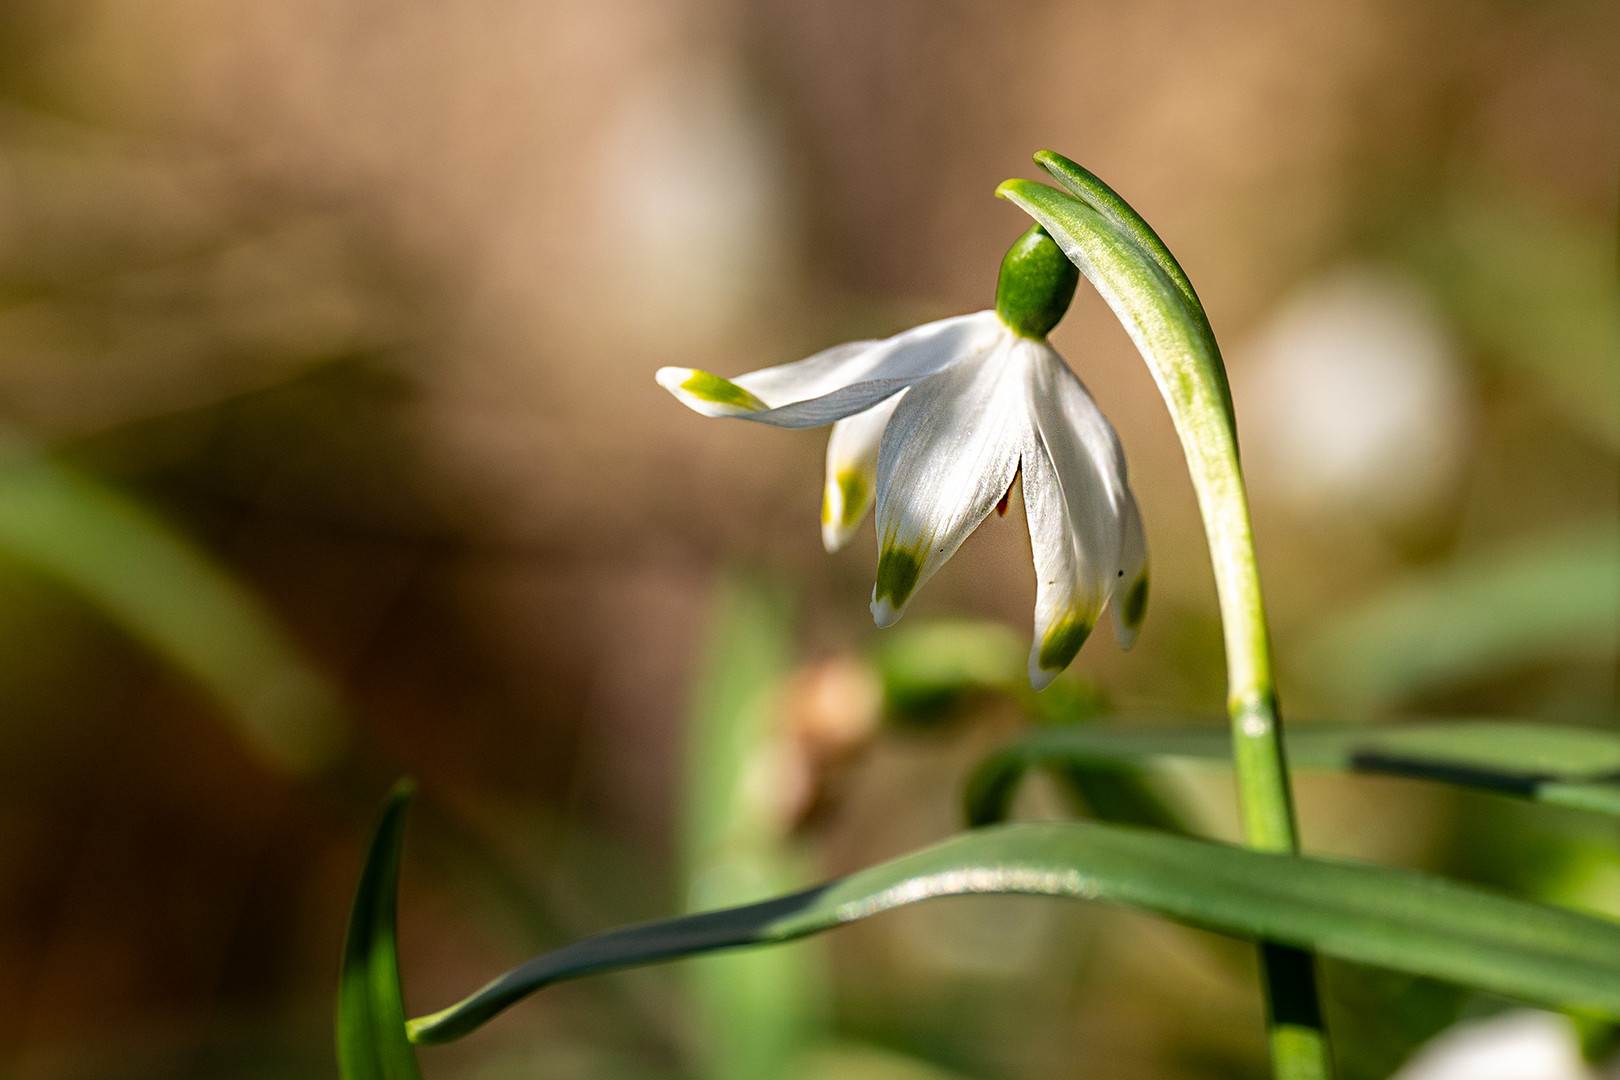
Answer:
[
  {"xmin": 656, "ymin": 226, "xmax": 1147, "ymax": 689},
  {"xmin": 1390, "ymin": 1010, "xmax": 1595, "ymax": 1080}
]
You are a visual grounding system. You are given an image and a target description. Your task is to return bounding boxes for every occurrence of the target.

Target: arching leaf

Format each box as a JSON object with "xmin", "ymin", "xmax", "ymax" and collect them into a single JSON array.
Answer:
[
  {"xmin": 406, "ymin": 819, "xmax": 1620, "ymax": 1045},
  {"xmin": 963, "ymin": 720, "xmax": 1620, "ymax": 827},
  {"xmin": 0, "ymin": 447, "xmax": 346, "ymax": 774}
]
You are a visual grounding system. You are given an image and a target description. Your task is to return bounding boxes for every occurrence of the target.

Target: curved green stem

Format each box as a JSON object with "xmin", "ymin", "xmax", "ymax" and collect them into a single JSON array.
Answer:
[{"xmin": 999, "ymin": 152, "xmax": 1330, "ymax": 1079}]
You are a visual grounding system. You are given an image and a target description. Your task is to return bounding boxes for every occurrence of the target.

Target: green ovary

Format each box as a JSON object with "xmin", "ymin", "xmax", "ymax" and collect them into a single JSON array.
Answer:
[
  {"xmin": 1037, "ymin": 611, "xmax": 1094, "ymax": 672},
  {"xmin": 681, "ymin": 370, "xmax": 766, "ymax": 412},
  {"xmin": 1122, "ymin": 572, "xmax": 1149, "ymax": 631},
  {"xmin": 994, "ymin": 224, "xmax": 1080, "ymax": 340},
  {"xmin": 874, "ymin": 547, "xmax": 923, "ymax": 609}
]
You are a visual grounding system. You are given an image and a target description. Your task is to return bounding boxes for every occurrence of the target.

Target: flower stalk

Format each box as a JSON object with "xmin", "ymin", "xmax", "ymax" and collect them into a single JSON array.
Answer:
[{"xmin": 998, "ymin": 151, "xmax": 1332, "ymax": 1080}]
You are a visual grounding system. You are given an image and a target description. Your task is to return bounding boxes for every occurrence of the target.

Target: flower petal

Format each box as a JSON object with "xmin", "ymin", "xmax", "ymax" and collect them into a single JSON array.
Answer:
[
  {"xmin": 1111, "ymin": 490, "xmax": 1149, "ymax": 649},
  {"xmin": 870, "ymin": 333, "xmax": 1026, "ymax": 627},
  {"xmin": 1022, "ymin": 343, "xmax": 1130, "ymax": 688},
  {"xmin": 654, "ymin": 312, "xmax": 1001, "ymax": 429},
  {"xmin": 821, "ymin": 393, "xmax": 903, "ymax": 553}
]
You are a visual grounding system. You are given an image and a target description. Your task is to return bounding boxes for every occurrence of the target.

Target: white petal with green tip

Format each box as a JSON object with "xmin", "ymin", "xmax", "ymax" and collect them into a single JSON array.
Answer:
[
  {"xmin": 870, "ymin": 335, "xmax": 1027, "ymax": 627},
  {"xmin": 1023, "ymin": 343, "xmax": 1129, "ymax": 688},
  {"xmin": 1112, "ymin": 490, "xmax": 1149, "ymax": 649},
  {"xmin": 656, "ymin": 312, "xmax": 1001, "ymax": 429},
  {"xmin": 822, "ymin": 393, "xmax": 903, "ymax": 552},
  {"xmin": 654, "ymin": 300, "xmax": 1147, "ymax": 690}
]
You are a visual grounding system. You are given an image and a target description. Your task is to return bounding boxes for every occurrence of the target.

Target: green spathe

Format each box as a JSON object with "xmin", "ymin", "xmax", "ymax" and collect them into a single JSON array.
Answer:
[{"xmin": 994, "ymin": 225, "xmax": 1079, "ymax": 340}]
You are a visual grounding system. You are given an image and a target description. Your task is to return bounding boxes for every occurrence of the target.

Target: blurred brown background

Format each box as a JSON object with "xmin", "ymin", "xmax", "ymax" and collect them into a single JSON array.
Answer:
[{"xmin": 0, "ymin": 0, "xmax": 1613, "ymax": 1078}]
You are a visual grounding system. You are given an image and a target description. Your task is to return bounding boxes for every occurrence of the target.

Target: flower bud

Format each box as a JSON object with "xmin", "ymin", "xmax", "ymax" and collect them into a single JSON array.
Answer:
[{"xmin": 994, "ymin": 225, "xmax": 1079, "ymax": 340}]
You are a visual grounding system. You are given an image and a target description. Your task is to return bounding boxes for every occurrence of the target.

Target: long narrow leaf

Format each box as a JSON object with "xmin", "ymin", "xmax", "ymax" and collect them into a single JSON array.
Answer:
[
  {"xmin": 1305, "ymin": 523, "xmax": 1620, "ymax": 706},
  {"xmin": 964, "ymin": 721, "xmax": 1620, "ymax": 827},
  {"xmin": 682, "ymin": 574, "xmax": 822, "ymax": 1080},
  {"xmin": 338, "ymin": 781, "xmax": 421, "ymax": 1080},
  {"xmin": 0, "ymin": 447, "xmax": 347, "ymax": 774},
  {"xmin": 405, "ymin": 819, "xmax": 1620, "ymax": 1045}
]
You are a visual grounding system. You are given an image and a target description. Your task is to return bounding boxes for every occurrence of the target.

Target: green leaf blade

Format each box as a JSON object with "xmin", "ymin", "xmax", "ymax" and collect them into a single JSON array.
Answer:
[
  {"xmin": 407, "ymin": 820, "xmax": 1620, "ymax": 1044},
  {"xmin": 338, "ymin": 781, "xmax": 422, "ymax": 1080},
  {"xmin": 0, "ymin": 450, "xmax": 347, "ymax": 774},
  {"xmin": 965, "ymin": 720, "xmax": 1620, "ymax": 825},
  {"xmin": 1306, "ymin": 524, "xmax": 1620, "ymax": 706},
  {"xmin": 681, "ymin": 573, "xmax": 824, "ymax": 1080}
]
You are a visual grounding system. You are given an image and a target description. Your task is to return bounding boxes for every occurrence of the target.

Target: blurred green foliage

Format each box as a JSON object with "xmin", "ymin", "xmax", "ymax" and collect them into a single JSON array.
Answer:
[
  {"xmin": 0, "ymin": 442, "xmax": 348, "ymax": 773},
  {"xmin": 681, "ymin": 574, "xmax": 823, "ymax": 1080}
]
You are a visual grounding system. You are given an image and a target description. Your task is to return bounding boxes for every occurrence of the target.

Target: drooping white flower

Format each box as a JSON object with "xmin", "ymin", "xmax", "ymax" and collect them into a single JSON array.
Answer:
[{"xmin": 656, "ymin": 226, "xmax": 1147, "ymax": 689}]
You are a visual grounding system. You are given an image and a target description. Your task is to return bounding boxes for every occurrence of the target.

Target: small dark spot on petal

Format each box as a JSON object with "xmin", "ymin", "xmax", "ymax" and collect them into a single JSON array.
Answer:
[{"xmin": 1118, "ymin": 570, "xmax": 1124, "ymax": 577}]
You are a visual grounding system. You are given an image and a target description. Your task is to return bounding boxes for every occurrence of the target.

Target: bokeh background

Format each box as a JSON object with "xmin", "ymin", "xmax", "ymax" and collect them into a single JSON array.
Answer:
[{"xmin": 0, "ymin": 1, "xmax": 1614, "ymax": 1078}]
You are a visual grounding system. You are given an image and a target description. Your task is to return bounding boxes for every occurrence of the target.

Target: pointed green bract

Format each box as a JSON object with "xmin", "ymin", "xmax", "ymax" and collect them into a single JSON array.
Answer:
[
  {"xmin": 337, "ymin": 782, "xmax": 422, "ymax": 1080},
  {"xmin": 405, "ymin": 819, "xmax": 1620, "ymax": 1044},
  {"xmin": 1031, "ymin": 151, "xmax": 1236, "ymax": 434}
]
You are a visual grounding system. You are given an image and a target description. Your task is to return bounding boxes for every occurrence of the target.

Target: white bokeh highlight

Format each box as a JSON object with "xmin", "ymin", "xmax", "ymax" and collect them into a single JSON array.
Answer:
[
  {"xmin": 1241, "ymin": 266, "xmax": 1474, "ymax": 528},
  {"xmin": 597, "ymin": 63, "xmax": 785, "ymax": 343},
  {"xmin": 1391, "ymin": 1010, "xmax": 1600, "ymax": 1080}
]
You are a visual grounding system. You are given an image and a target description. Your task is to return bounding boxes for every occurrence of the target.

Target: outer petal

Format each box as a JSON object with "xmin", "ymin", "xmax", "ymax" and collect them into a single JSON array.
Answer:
[
  {"xmin": 821, "ymin": 393, "xmax": 903, "ymax": 552},
  {"xmin": 1111, "ymin": 490, "xmax": 1149, "ymax": 649},
  {"xmin": 870, "ymin": 333, "xmax": 1025, "ymax": 626},
  {"xmin": 654, "ymin": 312, "xmax": 1001, "ymax": 429},
  {"xmin": 1022, "ymin": 342, "xmax": 1130, "ymax": 688}
]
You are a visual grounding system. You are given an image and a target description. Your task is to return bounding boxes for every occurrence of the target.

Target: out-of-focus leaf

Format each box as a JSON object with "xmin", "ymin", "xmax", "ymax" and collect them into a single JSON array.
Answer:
[
  {"xmin": 1042, "ymin": 761, "xmax": 1194, "ymax": 836},
  {"xmin": 869, "ymin": 618, "xmax": 1026, "ymax": 717},
  {"xmin": 1419, "ymin": 190, "xmax": 1620, "ymax": 448},
  {"xmin": 406, "ymin": 819, "xmax": 1620, "ymax": 1044},
  {"xmin": 793, "ymin": 1041, "xmax": 976, "ymax": 1080},
  {"xmin": 338, "ymin": 782, "xmax": 421, "ymax": 1080},
  {"xmin": 0, "ymin": 445, "xmax": 346, "ymax": 774},
  {"xmin": 682, "ymin": 573, "xmax": 822, "ymax": 1080},
  {"xmin": 869, "ymin": 617, "xmax": 1106, "ymax": 724},
  {"xmin": 964, "ymin": 719, "xmax": 1620, "ymax": 827},
  {"xmin": 1305, "ymin": 523, "xmax": 1620, "ymax": 707}
]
